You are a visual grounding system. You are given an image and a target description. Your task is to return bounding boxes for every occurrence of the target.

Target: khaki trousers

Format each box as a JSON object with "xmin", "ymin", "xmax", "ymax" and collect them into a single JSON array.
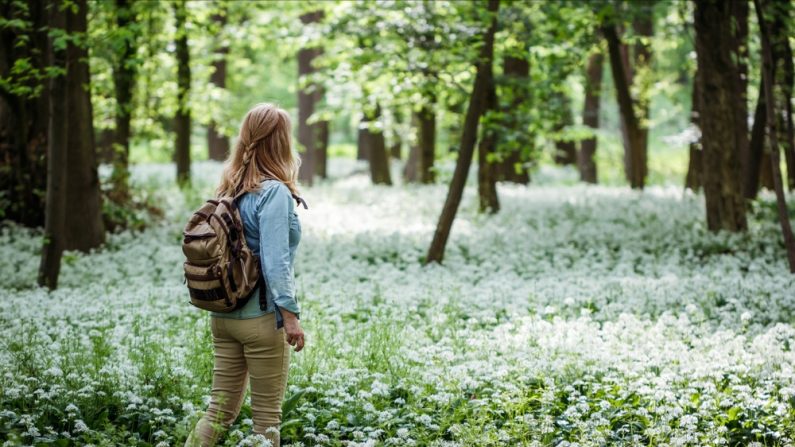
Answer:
[{"xmin": 185, "ymin": 312, "xmax": 290, "ymax": 447}]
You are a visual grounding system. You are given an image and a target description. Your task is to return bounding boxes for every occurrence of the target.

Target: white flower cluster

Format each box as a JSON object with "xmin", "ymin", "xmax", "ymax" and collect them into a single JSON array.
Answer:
[{"xmin": 0, "ymin": 159, "xmax": 793, "ymax": 446}]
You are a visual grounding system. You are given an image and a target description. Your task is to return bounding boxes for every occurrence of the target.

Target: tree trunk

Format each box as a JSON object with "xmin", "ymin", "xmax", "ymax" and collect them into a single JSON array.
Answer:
[
  {"xmin": 207, "ymin": 10, "xmax": 229, "ymax": 162},
  {"xmin": 0, "ymin": 0, "xmax": 49, "ymax": 227},
  {"xmin": 64, "ymin": 0, "xmax": 104, "ymax": 251},
  {"xmin": 776, "ymin": 3, "xmax": 795, "ymax": 191},
  {"xmin": 174, "ymin": 0, "xmax": 191, "ymax": 186},
  {"xmin": 356, "ymin": 128, "xmax": 369, "ymax": 161},
  {"xmin": 579, "ymin": 51, "xmax": 602, "ymax": 184},
  {"xmin": 426, "ymin": 0, "xmax": 498, "ymax": 264},
  {"xmin": 357, "ymin": 124, "xmax": 369, "ymax": 161},
  {"xmin": 685, "ymin": 69, "xmax": 703, "ymax": 190},
  {"xmin": 694, "ymin": 0, "xmax": 747, "ymax": 232},
  {"xmin": 297, "ymin": 11, "xmax": 324, "ymax": 185},
  {"xmin": 478, "ymin": 81, "xmax": 499, "ymax": 213},
  {"xmin": 730, "ymin": 0, "xmax": 750, "ymax": 192},
  {"xmin": 618, "ymin": 36, "xmax": 633, "ymax": 173},
  {"xmin": 38, "ymin": 0, "xmax": 68, "ymax": 289},
  {"xmin": 552, "ymin": 91, "xmax": 577, "ymax": 166},
  {"xmin": 360, "ymin": 106, "xmax": 392, "ymax": 185},
  {"xmin": 754, "ymin": 0, "xmax": 795, "ymax": 272},
  {"xmin": 389, "ymin": 110, "xmax": 402, "ymax": 159},
  {"xmin": 496, "ymin": 55, "xmax": 530, "ymax": 184},
  {"xmin": 632, "ymin": 11, "xmax": 653, "ymax": 183},
  {"xmin": 747, "ymin": 78, "xmax": 776, "ymax": 197},
  {"xmin": 111, "ymin": 0, "xmax": 137, "ymax": 199},
  {"xmin": 416, "ymin": 104, "xmax": 436, "ymax": 183},
  {"xmin": 316, "ymin": 118, "xmax": 328, "ymax": 178},
  {"xmin": 603, "ymin": 23, "xmax": 646, "ymax": 189},
  {"xmin": 403, "ymin": 140, "xmax": 419, "ymax": 182}
]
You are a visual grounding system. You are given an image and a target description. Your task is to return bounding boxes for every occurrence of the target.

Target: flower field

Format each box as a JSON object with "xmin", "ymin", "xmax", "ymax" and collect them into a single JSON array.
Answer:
[{"xmin": 2, "ymin": 160, "xmax": 795, "ymax": 446}]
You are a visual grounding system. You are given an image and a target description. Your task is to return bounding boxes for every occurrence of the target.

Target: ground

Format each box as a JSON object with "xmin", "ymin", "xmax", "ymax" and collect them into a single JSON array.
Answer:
[{"xmin": 1, "ymin": 160, "xmax": 794, "ymax": 446}]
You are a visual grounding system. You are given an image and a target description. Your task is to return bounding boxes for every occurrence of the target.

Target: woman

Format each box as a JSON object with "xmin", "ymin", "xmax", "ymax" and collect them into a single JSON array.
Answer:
[{"xmin": 186, "ymin": 103, "xmax": 306, "ymax": 447}]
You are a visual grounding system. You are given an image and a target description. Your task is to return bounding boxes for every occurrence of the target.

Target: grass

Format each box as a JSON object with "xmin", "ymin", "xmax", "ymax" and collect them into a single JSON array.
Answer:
[{"xmin": 0, "ymin": 159, "xmax": 793, "ymax": 446}]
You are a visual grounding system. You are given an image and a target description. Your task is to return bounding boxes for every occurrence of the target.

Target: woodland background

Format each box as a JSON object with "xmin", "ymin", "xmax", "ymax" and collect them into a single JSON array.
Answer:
[{"xmin": 2, "ymin": 0, "xmax": 795, "ymax": 446}]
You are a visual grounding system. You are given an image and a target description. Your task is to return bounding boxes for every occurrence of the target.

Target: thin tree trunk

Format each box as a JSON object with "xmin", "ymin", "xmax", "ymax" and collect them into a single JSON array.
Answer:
[
  {"xmin": 64, "ymin": 0, "xmax": 104, "ymax": 251},
  {"xmin": 618, "ymin": 36, "xmax": 633, "ymax": 174},
  {"xmin": 417, "ymin": 104, "xmax": 436, "ymax": 183},
  {"xmin": 579, "ymin": 51, "xmax": 602, "ymax": 183},
  {"xmin": 297, "ymin": 11, "xmax": 324, "ymax": 185},
  {"xmin": 755, "ymin": 0, "xmax": 795, "ymax": 272},
  {"xmin": 694, "ymin": 0, "xmax": 747, "ymax": 232},
  {"xmin": 357, "ymin": 123, "xmax": 369, "ymax": 161},
  {"xmin": 390, "ymin": 110, "xmax": 402, "ymax": 159},
  {"xmin": 174, "ymin": 0, "xmax": 191, "ymax": 186},
  {"xmin": 361, "ymin": 106, "xmax": 391, "ymax": 185},
  {"xmin": 316, "ymin": 118, "xmax": 328, "ymax": 178},
  {"xmin": 497, "ymin": 55, "xmax": 530, "ymax": 184},
  {"xmin": 207, "ymin": 10, "xmax": 229, "ymax": 162},
  {"xmin": 403, "ymin": 140, "xmax": 419, "ymax": 182},
  {"xmin": 747, "ymin": 79, "xmax": 770, "ymax": 198},
  {"xmin": 632, "ymin": 10, "xmax": 653, "ymax": 183},
  {"xmin": 603, "ymin": 23, "xmax": 645, "ymax": 189},
  {"xmin": 426, "ymin": 0, "xmax": 498, "ymax": 264},
  {"xmin": 731, "ymin": 0, "xmax": 750, "ymax": 191},
  {"xmin": 111, "ymin": 0, "xmax": 136, "ymax": 199},
  {"xmin": 778, "ymin": 6, "xmax": 795, "ymax": 191},
  {"xmin": 685, "ymin": 69, "xmax": 703, "ymax": 190},
  {"xmin": 39, "ymin": 0, "xmax": 68, "ymax": 289},
  {"xmin": 553, "ymin": 91, "xmax": 577, "ymax": 166},
  {"xmin": 356, "ymin": 129, "xmax": 369, "ymax": 161},
  {"xmin": 478, "ymin": 81, "xmax": 499, "ymax": 213}
]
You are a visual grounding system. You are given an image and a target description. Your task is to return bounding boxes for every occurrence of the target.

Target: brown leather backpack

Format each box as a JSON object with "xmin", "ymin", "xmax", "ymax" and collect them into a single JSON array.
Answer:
[{"xmin": 182, "ymin": 196, "xmax": 261, "ymax": 312}]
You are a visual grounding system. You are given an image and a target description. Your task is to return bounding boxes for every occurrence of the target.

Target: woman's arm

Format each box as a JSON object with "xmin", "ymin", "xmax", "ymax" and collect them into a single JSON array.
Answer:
[{"xmin": 257, "ymin": 182, "xmax": 300, "ymax": 319}]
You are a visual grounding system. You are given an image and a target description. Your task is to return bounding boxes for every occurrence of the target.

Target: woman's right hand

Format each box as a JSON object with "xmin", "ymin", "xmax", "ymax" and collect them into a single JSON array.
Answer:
[{"xmin": 281, "ymin": 310, "xmax": 304, "ymax": 352}]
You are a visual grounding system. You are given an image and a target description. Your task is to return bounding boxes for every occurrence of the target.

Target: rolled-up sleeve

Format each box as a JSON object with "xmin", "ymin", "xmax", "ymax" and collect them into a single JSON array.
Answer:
[{"xmin": 256, "ymin": 182, "xmax": 300, "ymax": 317}]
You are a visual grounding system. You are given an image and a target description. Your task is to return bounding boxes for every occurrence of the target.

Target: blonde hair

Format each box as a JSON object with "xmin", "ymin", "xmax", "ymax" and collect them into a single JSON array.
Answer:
[{"xmin": 216, "ymin": 103, "xmax": 302, "ymax": 198}]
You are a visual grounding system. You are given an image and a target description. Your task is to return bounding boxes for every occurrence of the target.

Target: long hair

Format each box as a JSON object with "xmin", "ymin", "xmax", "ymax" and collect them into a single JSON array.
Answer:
[{"xmin": 216, "ymin": 103, "xmax": 302, "ymax": 198}]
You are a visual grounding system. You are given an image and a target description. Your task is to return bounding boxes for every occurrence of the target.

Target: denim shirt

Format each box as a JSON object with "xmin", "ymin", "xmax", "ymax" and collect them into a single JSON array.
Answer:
[{"xmin": 211, "ymin": 179, "xmax": 302, "ymax": 328}]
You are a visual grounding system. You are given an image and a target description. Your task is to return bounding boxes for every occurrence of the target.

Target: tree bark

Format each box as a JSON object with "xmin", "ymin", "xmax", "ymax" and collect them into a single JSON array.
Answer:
[
  {"xmin": 0, "ymin": 0, "xmax": 49, "ymax": 227},
  {"xmin": 356, "ymin": 127, "xmax": 369, "ymax": 161},
  {"xmin": 754, "ymin": 0, "xmax": 795, "ymax": 272},
  {"xmin": 685, "ymin": 69, "xmax": 703, "ymax": 190},
  {"xmin": 64, "ymin": 0, "xmax": 105, "ymax": 251},
  {"xmin": 426, "ymin": 0, "xmax": 498, "ymax": 264},
  {"xmin": 579, "ymin": 51, "xmax": 602, "ymax": 184},
  {"xmin": 496, "ymin": 55, "xmax": 530, "ymax": 184},
  {"xmin": 783, "ymin": 37, "xmax": 795, "ymax": 191},
  {"xmin": 412, "ymin": 103, "xmax": 436, "ymax": 183},
  {"xmin": 775, "ymin": 3, "xmax": 795, "ymax": 191},
  {"xmin": 316, "ymin": 118, "xmax": 328, "ymax": 178},
  {"xmin": 478, "ymin": 81, "xmax": 499, "ymax": 213},
  {"xmin": 297, "ymin": 10, "xmax": 324, "ymax": 185},
  {"xmin": 110, "ymin": 0, "xmax": 137, "ymax": 199},
  {"xmin": 730, "ymin": 0, "xmax": 750, "ymax": 191},
  {"xmin": 390, "ymin": 110, "xmax": 402, "ymax": 160},
  {"xmin": 39, "ymin": 0, "xmax": 68, "ymax": 289},
  {"xmin": 403, "ymin": 139, "xmax": 419, "ymax": 182},
  {"xmin": 603, "ymin": 23, "xmax": 646, "ymax": 189},
  {"xmin": 360, "ymin": 106, "xmax": 392, "ymax": 185},
  {"xmin": 747, "ymin": 78, "xmax": 776, "ymax": 197},
  {"xmin": 174, "ymin": 0, "xmax": 191, "ymax": 186},
  {"xmin": 694, "ymin": 0, "xmax": 747, "ymax": 232},
  {"xmin": 632, "ymin": 11, "xmax": 653, "ymax": 183},
  {"xmin": 552, "ymin": 91, "xmax": 577, "ymax": 165},
  {"xmin": 207, "ymin": 10, "xmax": 229, "ymax": 162}
]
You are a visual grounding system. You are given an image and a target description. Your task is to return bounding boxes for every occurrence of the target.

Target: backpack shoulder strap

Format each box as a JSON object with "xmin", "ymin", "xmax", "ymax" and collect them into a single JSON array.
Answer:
[{"xmin": 292, "ymin": 194, "xmax": 308, "ymax": 210}]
